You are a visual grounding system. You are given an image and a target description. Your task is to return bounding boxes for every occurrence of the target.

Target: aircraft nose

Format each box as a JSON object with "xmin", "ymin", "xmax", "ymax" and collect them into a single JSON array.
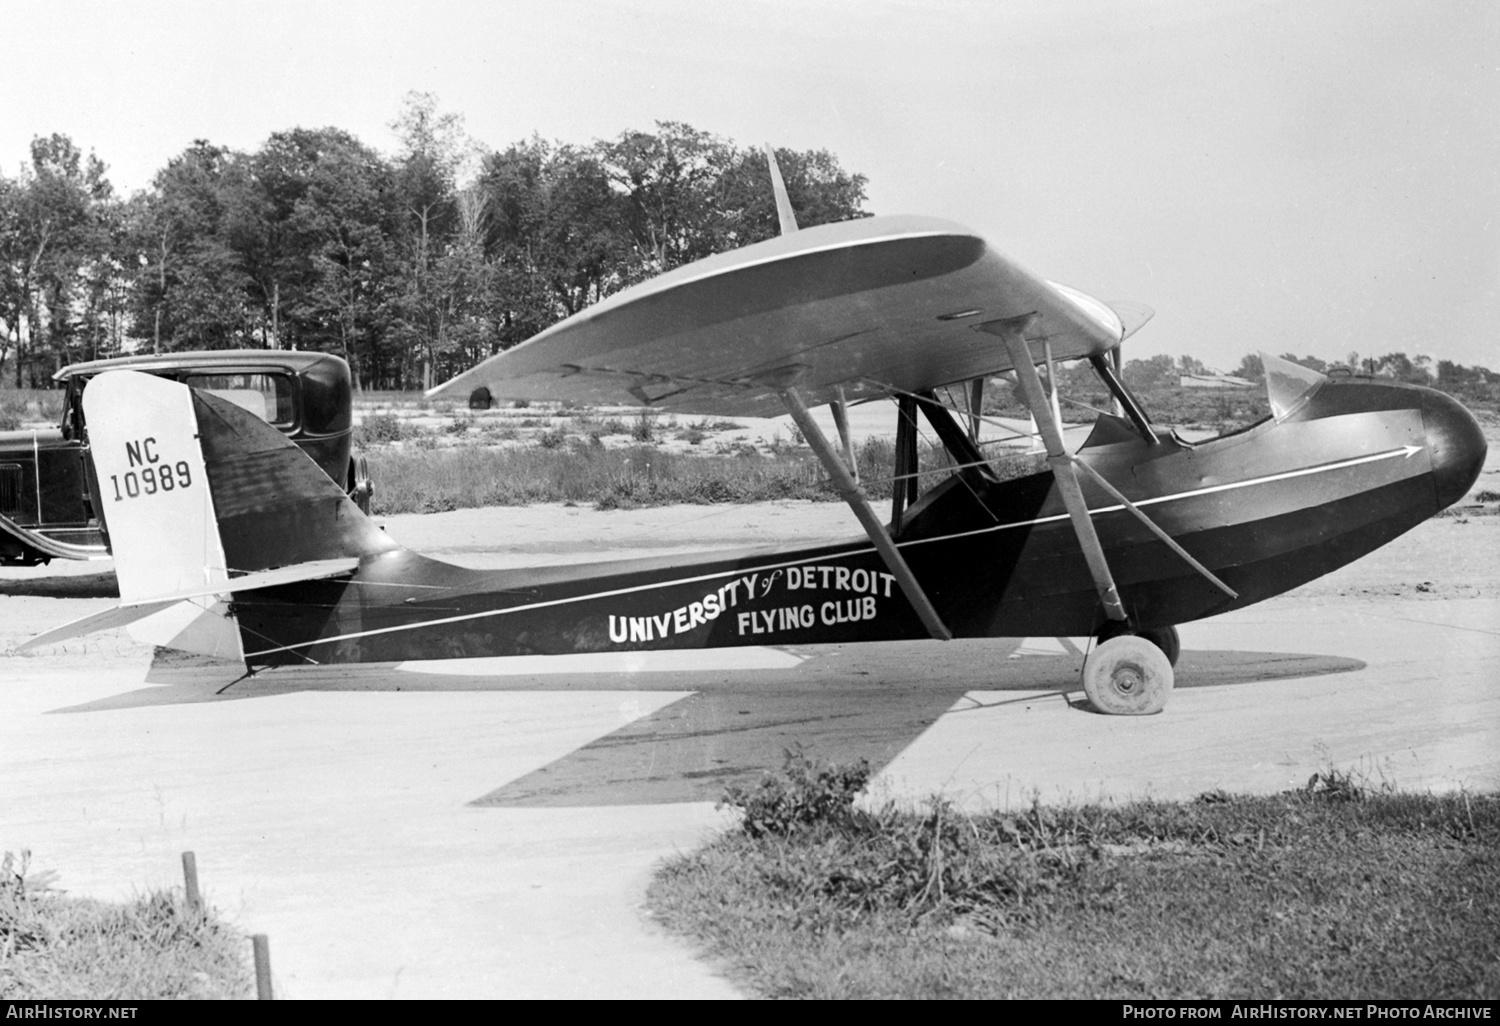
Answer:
[{"xmin": 1422, "ymin": 389, "xmax": 1487, "ymax": 510}]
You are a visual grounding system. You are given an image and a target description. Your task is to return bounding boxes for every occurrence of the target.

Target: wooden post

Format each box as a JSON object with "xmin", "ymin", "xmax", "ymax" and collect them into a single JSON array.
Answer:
[
  {"xmin": 181, "ymin": 851, "xmax": 200, "ymax": 912},
  {"xmin": 253, "ymin": 934, "xmax": 273, "ymax": 999}
]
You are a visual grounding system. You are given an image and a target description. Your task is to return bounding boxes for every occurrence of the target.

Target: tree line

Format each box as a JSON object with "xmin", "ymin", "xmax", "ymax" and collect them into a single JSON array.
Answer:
[
  {"xmin": 4, "ymin": 94, "xmax": 1493, "ymax": 403},
  {"xmin": 0, "ymin": 94, "xmax": 870, "ymax": 390},
  {"xmin": 1108, "ymin": 351, "xmax": 1498, "ymax": 404}
]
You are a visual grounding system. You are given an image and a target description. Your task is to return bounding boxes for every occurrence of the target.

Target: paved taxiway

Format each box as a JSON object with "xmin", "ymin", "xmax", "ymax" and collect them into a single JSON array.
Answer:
[{"xmin": 2, "ymin": 505, "xmax": 1496, "ymax": 997}]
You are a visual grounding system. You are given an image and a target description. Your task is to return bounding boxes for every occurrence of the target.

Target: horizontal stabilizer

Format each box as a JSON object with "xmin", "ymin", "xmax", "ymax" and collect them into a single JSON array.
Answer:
[
  {"xmin": 15, "ymin": 600, "xmax": 180, "ymax": 653},
  {"xmin": 17, "ymin": 557, "xmax": 360, "ymax": 654},
  {"xmin": 223, "ymin": 557, "xmax": 361, "ymax": 591}
]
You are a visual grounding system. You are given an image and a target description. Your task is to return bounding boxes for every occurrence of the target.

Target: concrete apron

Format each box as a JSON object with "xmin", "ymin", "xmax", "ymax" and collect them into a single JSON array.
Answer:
[{"xmin": 2, "ymin": 582, "xmax": 1495, "ymax": 997}]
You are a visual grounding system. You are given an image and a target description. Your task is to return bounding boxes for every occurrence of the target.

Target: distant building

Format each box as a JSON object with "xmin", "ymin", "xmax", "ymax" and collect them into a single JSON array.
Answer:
[{"xmin": 1179, "ymin": 373, "xmax": 1256, "ymax": 389}]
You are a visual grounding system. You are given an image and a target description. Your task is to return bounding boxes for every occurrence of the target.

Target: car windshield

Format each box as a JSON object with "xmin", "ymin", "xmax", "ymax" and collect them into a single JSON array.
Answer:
[{"xmin": 183, "ymin": 372, "xmax": 295, "ymax": 426}]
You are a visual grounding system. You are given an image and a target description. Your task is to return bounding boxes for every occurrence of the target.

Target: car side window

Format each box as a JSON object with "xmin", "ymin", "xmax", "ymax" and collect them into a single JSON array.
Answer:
[{"xmin": 183, "ymin": 373, "xmax": 295, "ymax": 427}]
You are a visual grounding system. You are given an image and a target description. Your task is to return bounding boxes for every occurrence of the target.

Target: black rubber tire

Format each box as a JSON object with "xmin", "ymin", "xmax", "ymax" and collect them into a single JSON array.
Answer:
[
  {"xmin": 1097, "ymin": 622, "xmax": 1181, "ymax": 667},
  {"xmin": 1137, "ymin": 625, "xmax": 1181, "ymax": 667}
]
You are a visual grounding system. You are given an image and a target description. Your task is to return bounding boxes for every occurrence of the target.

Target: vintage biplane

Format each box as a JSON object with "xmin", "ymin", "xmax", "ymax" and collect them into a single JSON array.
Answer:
[{"xmin": 18, "ymin": 155, "xmax": 1486, "ymax": 715}]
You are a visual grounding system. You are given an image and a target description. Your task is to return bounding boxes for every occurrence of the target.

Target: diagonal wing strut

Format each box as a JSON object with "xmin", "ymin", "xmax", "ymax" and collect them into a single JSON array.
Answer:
[
  {"xmin": 986, "ymin": 315, "xmax": 1129, "ymax": 624},
  {"xmin": 781, "ymin": 387, "xmax": 952, "ymax": 641}
]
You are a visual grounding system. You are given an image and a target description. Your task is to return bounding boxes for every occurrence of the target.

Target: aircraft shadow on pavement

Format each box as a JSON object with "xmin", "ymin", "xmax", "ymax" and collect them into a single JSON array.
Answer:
[{"xmin": 46, "ymin": 642, "xmax": 1365, "ymax": 806}]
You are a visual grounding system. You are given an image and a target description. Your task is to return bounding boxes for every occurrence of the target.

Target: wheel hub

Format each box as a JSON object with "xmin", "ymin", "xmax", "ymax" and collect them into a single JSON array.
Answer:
[{"xmin": 1112, "ymin": 665, "xmax": 1143, "ymax": 695}]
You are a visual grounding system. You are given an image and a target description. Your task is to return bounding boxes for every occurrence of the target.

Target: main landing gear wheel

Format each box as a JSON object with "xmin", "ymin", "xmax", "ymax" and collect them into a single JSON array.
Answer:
[{"xmin": 1082, "ymin": 635, "xmax": 1174, "ymax": 715}]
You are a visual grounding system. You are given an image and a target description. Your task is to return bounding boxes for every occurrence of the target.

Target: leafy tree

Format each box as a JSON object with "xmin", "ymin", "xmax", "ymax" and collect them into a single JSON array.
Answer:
[
  {"xmin": 128, "ymin": 141, "xmax": 254, "ymax": 352},
  {"xmin": 1121, "ymin": 353, "xmax": 1177, "ymax": 390},
  {"xmin": 284, "ymin": 130, "xmax": 394, "ymax": 380},
  {"xmin": 1279, "ymin": 353, "xmax": 1328, "ymax": 374},
  {"xmin": 1177, "ymin": 354, "xmax": 1209, "ymax": 377},
  {"xmin": 3, "ymin": 135, "xmax": 118, "ymax": 384},
  {"xmin": 477, "ymin": 138, "xmax": 629, "ymax": 352},
  {"xmin": 712, "ymin": 143, "xmax": 870, "ymax": 243},
  {"xmin": 596, "ymin": 122, "xmax": 869, "ymax": 280},
  {"xmin": 598, "ymin": 121, "xmax": 736, "ymax": 277},
  {"xmin": 1437, "ymin": 360, "xmax": 1497, "ymax": 389},
  {"xmin": 1373, "ymin": 351, "xmax": 1434, "ymax": 384},
  {"xmin": 0, "ymin": 172, "xmax": 23, "ymax": 377},
  {"xmin": 386, "ymin": 92, "xmax": 473, "ymax": 389},
  {"xmin": 1233, "ymin": 353, "xmax": 1265, "ymax": 383}
]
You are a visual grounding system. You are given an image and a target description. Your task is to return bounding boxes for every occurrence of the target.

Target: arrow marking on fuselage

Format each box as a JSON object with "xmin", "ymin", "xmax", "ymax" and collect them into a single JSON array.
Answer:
[
  {"xmin": 899, "ymin": 443, "xmax": 1429, "ymax": 549},
  {"xmin": 241, "ymin": 443, "xmax": 1425, "ymax": 659}
]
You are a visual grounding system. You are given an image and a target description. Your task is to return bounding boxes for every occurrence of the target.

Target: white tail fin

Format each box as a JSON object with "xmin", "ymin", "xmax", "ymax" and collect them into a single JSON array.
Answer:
[
  {"xmin": 83, "ymin": 371, "xmax": 242, "ymax": 657},
  {"xmin": 86, "ymin": 371, "xmax": 228, "ymax": 604}
]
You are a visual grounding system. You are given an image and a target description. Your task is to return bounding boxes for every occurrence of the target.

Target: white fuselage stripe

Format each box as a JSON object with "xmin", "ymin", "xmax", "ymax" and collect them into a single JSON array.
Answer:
[{"xmin": 242, "ymin": 445, "xmax": 1421, "ymax": 658}]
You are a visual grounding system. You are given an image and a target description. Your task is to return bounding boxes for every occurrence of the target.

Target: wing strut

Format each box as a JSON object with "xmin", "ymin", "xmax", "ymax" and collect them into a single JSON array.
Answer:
[
  {"xmin": 890, "ymin": 395, "xmax": 919, "ymax": 531},
  {"xmin": 829, "ymin": 385, "xmax": 858, "ymax": 484},
  {"xmin": 966, "ymin": 379, "xmax": 984, "ymax": 443},
  {"xmin": 987, "ymin": 315, "xmax": 1129, "ymax": 624},
  {"xmin": 1068, "ymin": 459, "xmax": 1238, "ymax": 600},
  {"xmin": 781, "ymin": 387, "xmax": 952, "ymax": 641}
]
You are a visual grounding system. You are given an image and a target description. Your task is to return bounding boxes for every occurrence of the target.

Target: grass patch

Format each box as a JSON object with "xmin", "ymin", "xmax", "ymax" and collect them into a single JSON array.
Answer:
[
  {"xmin": 649, "ymin": 755, "xmax": 1500, "ymax": 999},
  {"xmin": 366, "ymin": 444, "xmax": 830, "ymax": 513},
  {"xmin": 572, "ymin": 413, "xmax": 629, "ymax": 438},
  {"xmin": 1, "ymin": 851, "xmax": 252, "ymax": 999},
  {"xmin": 364, "ymin": 437, "xmax": 1047, "ymax": 514}
]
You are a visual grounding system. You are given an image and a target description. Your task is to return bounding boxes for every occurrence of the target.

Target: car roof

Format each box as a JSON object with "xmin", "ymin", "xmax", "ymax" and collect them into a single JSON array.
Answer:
[{"xmin": 55, "ymin": 349, "xmax": 337, "ymax": 382}]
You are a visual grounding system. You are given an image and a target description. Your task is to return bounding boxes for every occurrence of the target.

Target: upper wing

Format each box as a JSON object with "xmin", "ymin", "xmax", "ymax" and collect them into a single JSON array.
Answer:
[{"xmin": 430, "ymin": 215, "xmax": 1149, "ymax": 416}]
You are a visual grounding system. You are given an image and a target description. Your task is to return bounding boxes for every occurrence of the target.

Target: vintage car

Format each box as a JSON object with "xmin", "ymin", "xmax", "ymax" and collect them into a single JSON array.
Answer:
[{"xmin": 0, "ymin": 349, "xmax": 372, "ymax": 565}]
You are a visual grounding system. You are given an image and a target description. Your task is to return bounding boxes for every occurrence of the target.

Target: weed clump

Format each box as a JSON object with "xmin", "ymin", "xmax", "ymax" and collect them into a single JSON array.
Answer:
[
  {"xmin": 1302, "ymin": 766, "xmax": 1376, "ymax": 803},
  {"xmin": 354, "ymin": 412, "xmax": 403, "ymax": 445},
  {"xmin": 631, "ymin": 409, "xmax": 660, "ymax": 442},
  {"xmin": 1, "ymin": 851, "xmax": 58, "ymax": 955},
  {"xmin": 711, "ymin": 751, "xmax": 1098, "ymax": 932},
  {"xmin": 536, "ymin": 426, "xmax": 568, "ymax": 450},
  {"xmin": 720, "ymin": 748, "xmax": 871, "ymax": 839}
]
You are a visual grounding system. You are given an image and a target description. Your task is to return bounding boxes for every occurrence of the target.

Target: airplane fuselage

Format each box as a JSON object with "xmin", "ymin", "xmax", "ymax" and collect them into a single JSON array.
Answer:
[{"xmin": 230, "ymin": 377, "xmax": 1484, "ymax": 667}]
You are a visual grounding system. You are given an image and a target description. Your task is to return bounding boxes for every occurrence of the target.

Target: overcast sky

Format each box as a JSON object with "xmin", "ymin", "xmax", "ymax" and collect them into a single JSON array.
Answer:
[{"xmin": 4, "ymin": 0, "xmax": 1495, "ymax": 370}]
